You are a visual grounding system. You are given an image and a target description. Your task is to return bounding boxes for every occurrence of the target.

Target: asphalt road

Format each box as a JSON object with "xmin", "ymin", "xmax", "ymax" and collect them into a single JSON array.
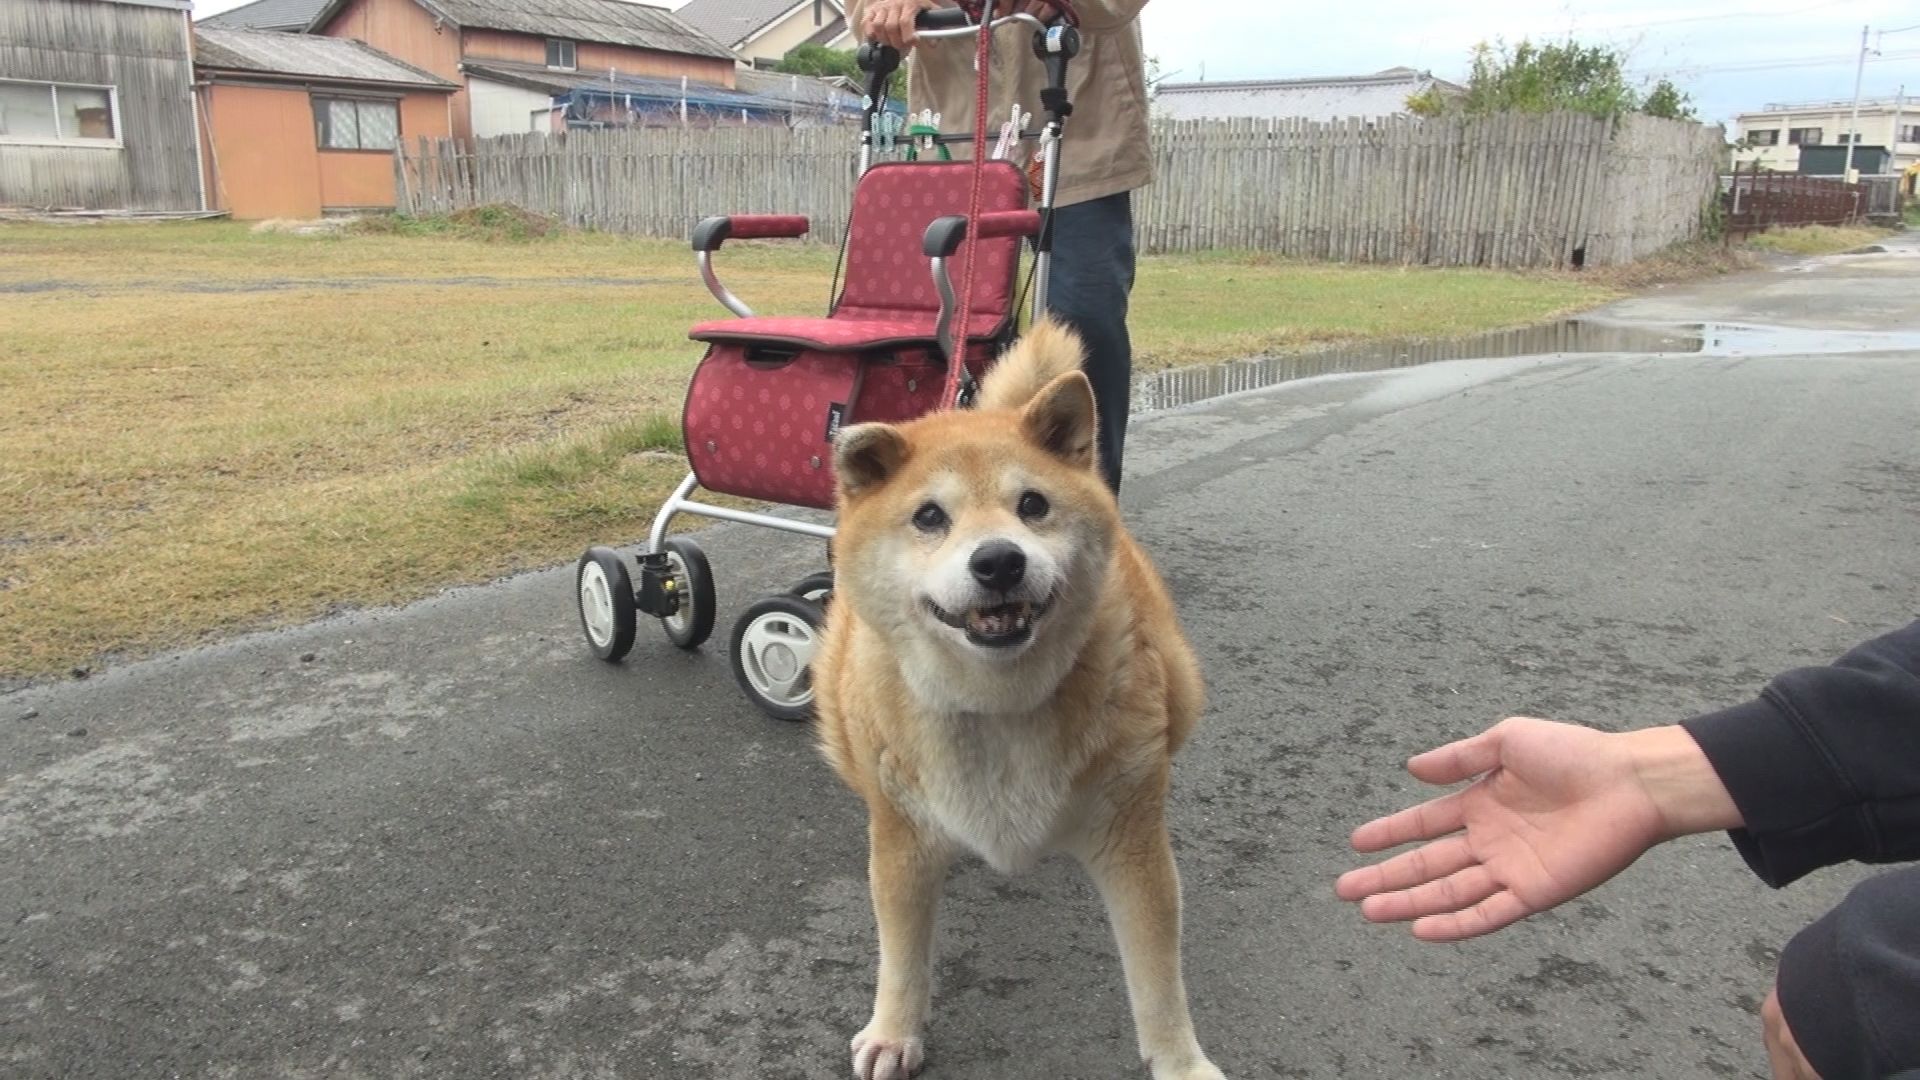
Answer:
[{"xmin": 5, "ymin": 241, "xmax": 1919, "ymax": 1080}]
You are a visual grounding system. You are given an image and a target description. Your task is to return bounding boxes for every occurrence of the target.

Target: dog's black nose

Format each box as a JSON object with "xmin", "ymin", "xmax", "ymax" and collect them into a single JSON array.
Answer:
[{"xmin": 969, "ymin": 541, "xmax": 1026, "ymax": 593}]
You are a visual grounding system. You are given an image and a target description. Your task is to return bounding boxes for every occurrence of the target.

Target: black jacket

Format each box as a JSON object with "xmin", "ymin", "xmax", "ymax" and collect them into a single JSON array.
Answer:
[{"xmin": 1682, "ymin": 617, "xmax": 1920, "ymax": 1080}]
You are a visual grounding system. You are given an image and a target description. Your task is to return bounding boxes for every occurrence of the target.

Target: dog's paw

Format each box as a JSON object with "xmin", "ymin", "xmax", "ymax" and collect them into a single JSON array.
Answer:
[
  {"xmin": 1150, "ymin": 1054, "xmax": 1225, "ymax": 1080},
  {"xmin": 851, "ymin": 1026, "xmax": 925, "ymax": 1080}
]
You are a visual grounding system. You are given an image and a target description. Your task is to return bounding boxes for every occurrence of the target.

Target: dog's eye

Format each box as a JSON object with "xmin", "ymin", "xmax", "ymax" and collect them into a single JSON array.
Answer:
[
  {"xmin": 1017, "ymin": 491, "xmax": 1050, "ymax": 522},
  {"xmin": 912, "ymin": 502, "xmax": 949, "ymax": 532}
]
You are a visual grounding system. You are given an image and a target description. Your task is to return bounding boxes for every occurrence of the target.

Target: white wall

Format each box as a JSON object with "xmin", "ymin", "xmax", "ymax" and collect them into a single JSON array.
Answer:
[
  {"xmin": 1734, "ymin": 105, "xmax": 1920, "ymax": 173},
  {"xmin": 468, "ymin": 77, "xmax": 553, "ymax": 138},
  {"xmin": 738, "ymin": 1, "xmax": 847, "ymax": 66}
]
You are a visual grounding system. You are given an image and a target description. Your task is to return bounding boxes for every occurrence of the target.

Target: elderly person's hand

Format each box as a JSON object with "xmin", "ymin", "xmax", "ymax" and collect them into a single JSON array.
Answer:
[
  {"xmin": 861, "ymin": 0, "xmax": 1069, "ymax": 51},
  {"xmin": 860, "ymin": 0, "xmax": 941, "ymax": 49}
]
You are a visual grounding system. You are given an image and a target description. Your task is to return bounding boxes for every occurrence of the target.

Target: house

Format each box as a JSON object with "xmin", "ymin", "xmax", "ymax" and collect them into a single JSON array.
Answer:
[
  {"xmin": 1154, "ymin": 67, "xmax": 1465, "ymax": 123},
  {"xmin": 1734, "ymin": 97, "xmax": 1918, "ymax": 176},
  {"xmin": 306, "ymin": 0, "xmax": 737, "ymax": 141},
  {"xmin": 461, "ymin": 59, "xmax": 865, "ymax": 131},
  {"xmin": 672, "ymin": 0, "xmax": 851, "ymax": 69},
  {"xmin": 1796, "ymin": 143, "xmax": 1894, "ymax": 177},
  {"xmin": 0, "ymin": 0, "xmax": 204, "ymax": 212},
  {"xmin": 198, "ymin": 0, "xmax": 330, "ymax": 32},
  {"xmin": 194, "ymin": 26, "xmax": 457, "ymax": 218}
]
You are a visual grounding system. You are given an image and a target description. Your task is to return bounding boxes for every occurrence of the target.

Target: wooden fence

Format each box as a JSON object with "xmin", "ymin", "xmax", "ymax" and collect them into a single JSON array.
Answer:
[
  {"xmin": 396, "ymin": 112, "xmax": 1726, "ymax": 269},
  {"xmin": 1721, "ymin": 162, "xmax": 1867, "ymax": 240}
]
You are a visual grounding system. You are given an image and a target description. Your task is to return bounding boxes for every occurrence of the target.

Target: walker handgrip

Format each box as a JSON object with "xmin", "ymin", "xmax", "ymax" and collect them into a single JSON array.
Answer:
[
  {"xmin": 913, "ymin": 8, "xmax": 1046, "ymax": 38},
  {"xmin": 922, "ymin": 211, "xmax": 1042, "ymax": 258},
  {"xmin": 914, "ymin": 8, "xmax": 975, "ymax": 31},
  {"xmin": 692, "ymin": 214, "xmax": 809, "ymax": 251}
]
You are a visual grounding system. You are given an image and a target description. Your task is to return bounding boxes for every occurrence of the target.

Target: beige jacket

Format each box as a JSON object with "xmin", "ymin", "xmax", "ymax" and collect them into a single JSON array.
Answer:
[{"xmin": 843, "ymin": 1, "xmax": 1152, "ymax": 207}]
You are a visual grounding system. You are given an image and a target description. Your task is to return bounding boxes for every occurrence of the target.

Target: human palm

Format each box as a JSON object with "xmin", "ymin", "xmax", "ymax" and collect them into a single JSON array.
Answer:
[{"xmin": 1335, "ymin": 718, "xmax": 1674, "ymax": 942}]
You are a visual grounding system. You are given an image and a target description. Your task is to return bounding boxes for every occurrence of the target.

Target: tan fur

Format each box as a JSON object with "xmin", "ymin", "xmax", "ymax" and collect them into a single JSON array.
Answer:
[
  {"xmin": 973, "ymin": 316, "xmax": 1088, "ymax": 411},
  {"xmin": 815, "ymin": 320, "xmax": 1224, "ymax": 1080}
]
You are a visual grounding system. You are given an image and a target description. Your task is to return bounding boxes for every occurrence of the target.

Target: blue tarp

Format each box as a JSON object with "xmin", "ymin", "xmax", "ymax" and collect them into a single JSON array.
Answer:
[{"xmin": 546, "ymin": 73, "xmax": 902, "ymax": 129}]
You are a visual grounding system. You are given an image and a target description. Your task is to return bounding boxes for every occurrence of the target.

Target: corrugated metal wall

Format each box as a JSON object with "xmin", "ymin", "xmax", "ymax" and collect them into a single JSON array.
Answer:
[{"xmin": 0, "ymin": 0, "xmax": 202, "ymax": 210}]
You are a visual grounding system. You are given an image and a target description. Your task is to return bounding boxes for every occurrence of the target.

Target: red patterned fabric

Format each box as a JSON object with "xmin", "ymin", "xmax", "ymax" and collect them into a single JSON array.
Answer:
[
  {"xmin": 683, "ymin": 341, "xmax": 998, "ymax": 509},
  {"xmin": 970, "ymin": 209, "xmax": 1042, "ymax": 240},
  {"xmin": 678, "ymin": 161, "xmax": 1028, "ymax": 509},
  {"xmin": 688, "ymin": 313, "xmax": 1007, "ymax": 351},
  {"xmin": 835, "ymin": 160, "xmax": 1029, "ymax": 328},
  {"xmin": 726, "ymin": 214, "xmax": 808, "ymax": 240}
]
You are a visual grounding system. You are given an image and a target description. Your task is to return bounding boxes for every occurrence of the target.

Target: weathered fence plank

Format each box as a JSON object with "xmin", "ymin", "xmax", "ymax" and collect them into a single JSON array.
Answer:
[{"xmin": 394, "ymin": 113, "xmax": 1729, "ymax": 269}]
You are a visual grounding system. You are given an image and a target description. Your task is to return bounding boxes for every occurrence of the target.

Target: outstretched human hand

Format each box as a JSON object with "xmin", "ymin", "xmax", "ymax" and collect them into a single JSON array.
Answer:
[{"xmin": 1335, "ymin": 717, "xmax": 1741, "ymax": 942}]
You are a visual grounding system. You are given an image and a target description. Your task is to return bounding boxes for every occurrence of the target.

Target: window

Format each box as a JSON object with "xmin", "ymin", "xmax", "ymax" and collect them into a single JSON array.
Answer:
[
  {"xmin": 1835, "ymin": 132, "xmax": 1862, "ymax": 144},
  {"xmin": 546, "ymin": 38, "xmax": 576, "ymax": 70},
  {"xmin": 0, "ymin": 79, "xmax": 118, "ymax": 144},
  {"xmin": 1788, "ymin": 127, "xmax": 1822, "ymax": 145},
  {"xmin": 313, "ymin": 96, "xmax": 399, "ymax": 151},
  {"xmin": 1901, "ymin": 125, "xmax": 1920, "ymax": 144},
  {"xmin": 1745, "ymin": 128, "xmax": 1780, "ymax": 146}
]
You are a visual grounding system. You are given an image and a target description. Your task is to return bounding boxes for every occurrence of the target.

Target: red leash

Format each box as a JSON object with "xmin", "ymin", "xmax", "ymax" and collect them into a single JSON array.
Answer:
[{"xmin": 942, "ymin": 0, "xmax": 1077, "ymax": 409}]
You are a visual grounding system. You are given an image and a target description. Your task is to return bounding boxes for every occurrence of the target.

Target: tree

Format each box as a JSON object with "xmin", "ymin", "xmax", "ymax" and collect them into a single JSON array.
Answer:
[
  {"xmin": 1639, "ymin": 78, "xmax": 1697, "ymax": 121},
  {"xmin": 775, "ymin": 44, "xmax": 864, "ymax": 83},
  {"xmin": 1409, "ymin": 39, "xmax": 1698, "ymax": 122}
]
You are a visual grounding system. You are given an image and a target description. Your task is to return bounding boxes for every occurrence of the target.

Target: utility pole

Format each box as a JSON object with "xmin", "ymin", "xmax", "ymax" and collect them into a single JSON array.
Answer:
[
  {"xmin": 1843, "ymin": 24, "xmax": 1867, "ymax": 182},
  {"xmin": 1895, "ymin": 85, "xmax": 1908, "ymax": 171}
]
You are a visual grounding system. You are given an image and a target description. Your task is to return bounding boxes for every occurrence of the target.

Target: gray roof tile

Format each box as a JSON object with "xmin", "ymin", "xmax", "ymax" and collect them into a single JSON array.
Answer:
[
  {"xmin": 194, "ymin": 26, "xmax": 458, "ymax": 87},
  {"xmin": 198, "ymin": 0, "xmax": 330, "ymax": 31},
  {"xmin": 675, "ymin": 0, "xmax": 837, "ymax": 48},
  {"xmin": 404, "ymin": 0, "xmax": 734, "ymax": 59}
]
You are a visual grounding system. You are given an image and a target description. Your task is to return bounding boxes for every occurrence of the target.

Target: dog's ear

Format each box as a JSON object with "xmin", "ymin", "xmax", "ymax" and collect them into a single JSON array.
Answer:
[
  {"xmin": 1020, "ymin": 371, "xmax": 1099, "ymax": 470},
  {"xmin": 834, "ymin": 422, "xmax": 909, "ymax": 497}
]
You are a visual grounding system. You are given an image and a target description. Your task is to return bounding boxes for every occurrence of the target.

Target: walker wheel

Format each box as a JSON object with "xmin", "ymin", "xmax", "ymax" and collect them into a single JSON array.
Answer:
[
  {"xmin": 659, "ymin": 538, "xmax": 717, "ymax": 651},
  {"xmin": 788, "ymin": 570, "xmax": 834, "ymax": 606},
  {"xmin": 729, "ymin": 594, "xmax": 826, "ymax": 722},
  {"xmin": 576, "ymin": 546, "xmax": 637, "ymax": 662}
]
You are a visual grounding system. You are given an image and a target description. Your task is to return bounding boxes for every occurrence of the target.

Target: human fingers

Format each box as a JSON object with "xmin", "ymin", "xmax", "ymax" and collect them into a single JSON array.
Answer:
[
  {"xmin": 859, "ymin": 1, "xmax": 890, "ymax": 42},
  {"xmin": 889, "ymin": 2, "xmax": 919, "ymax": 48},
  {"xmin": 1409, "ymin": 890, "xmax": 1535, "ymax": 943},
  {"xmin": 868, "ymin": 1, "xmax": 914, "ymax": 48},
  {"xmin": 1761, "ymin": 987, "xmax": 1823, "ymax": 1080},
  {"xmin": 1349, "ymin": 788, "xmax": 1467, "ymax": 854},
  {"xmin": 1405, "ymin": 722, "xmax": 1514, "ymax": 786},
  {"xmin": 1335, "ymin": 834, "xmax": 1476, "ymax": 902},
  {"xmin": 1357, "ymin": 864, "xmax": 1499, "ymax": 925}
]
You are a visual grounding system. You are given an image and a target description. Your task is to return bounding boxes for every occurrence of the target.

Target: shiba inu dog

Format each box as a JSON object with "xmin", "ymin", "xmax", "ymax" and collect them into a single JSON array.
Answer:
[{"xmin": 814, "ymin": 319, "xmax": 1225, "ymax": 1080}]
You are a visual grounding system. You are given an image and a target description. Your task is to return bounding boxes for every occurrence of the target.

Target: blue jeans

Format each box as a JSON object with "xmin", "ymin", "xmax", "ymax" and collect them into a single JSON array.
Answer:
[{"xmin": 1045, "ymin": 192, "xmax": 1136, "ymax": 494}]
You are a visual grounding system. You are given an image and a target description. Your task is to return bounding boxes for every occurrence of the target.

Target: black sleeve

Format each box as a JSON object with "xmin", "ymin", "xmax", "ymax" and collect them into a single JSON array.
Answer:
[{"xmin": 1679, "ymin": 617, "xmax": 1920, "ymax": 887}]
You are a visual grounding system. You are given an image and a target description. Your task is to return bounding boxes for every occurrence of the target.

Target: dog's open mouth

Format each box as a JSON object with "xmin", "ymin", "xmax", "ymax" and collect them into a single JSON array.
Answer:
[{"xmin": 925, "ymin": 594, "xmax": 1055, "ymax": 648}]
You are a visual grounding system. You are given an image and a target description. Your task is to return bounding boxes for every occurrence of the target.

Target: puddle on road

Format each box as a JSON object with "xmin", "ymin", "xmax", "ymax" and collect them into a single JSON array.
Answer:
[{"xmin": 1132, "ymin": 319, "xmax": 1920, "ymax": 414}]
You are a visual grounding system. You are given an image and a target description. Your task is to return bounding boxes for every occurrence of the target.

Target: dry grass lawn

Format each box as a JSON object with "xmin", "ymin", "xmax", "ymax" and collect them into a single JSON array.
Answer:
[
  {"xmin": 1742, "ymin": 224, "xmax": 1896, "ymax": 256},
  {"xmin": 0, "ymin": 217, "xmax": 1613, "ymax": 680}
]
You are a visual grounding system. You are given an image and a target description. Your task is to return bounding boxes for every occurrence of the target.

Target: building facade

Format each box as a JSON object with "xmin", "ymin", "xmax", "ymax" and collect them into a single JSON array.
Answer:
[
  {"xmin": 194, "ymin": 26, "xmax": 456, "ymax": 218},
  {"xmin": 674, "ymin": 0, "xmax": 851, "ymax": 70},
  {"xmin": 1154, "ymin": 68, "xmax": 1464, "ymax": 123},
  {"xmin": 0, "ymin": 0, "xmax": 204, "ymax": 211},
  {"xmin": 309, "ymin": 0, "xmax": 736, "ymax": 141},
  {"xmin": 1733, "ymin": 98, "xmax": 1919, "ymax": 175}
]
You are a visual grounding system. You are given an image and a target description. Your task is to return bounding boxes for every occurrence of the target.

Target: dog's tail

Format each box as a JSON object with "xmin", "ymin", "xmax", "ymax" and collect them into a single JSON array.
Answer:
[{"xmin": 976, "ymin": 317, "xmax": 1087, "ymax": 411}]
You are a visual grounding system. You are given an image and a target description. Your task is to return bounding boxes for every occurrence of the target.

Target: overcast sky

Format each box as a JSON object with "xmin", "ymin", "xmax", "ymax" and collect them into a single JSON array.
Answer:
[{"xmin": 191, "ymin": 0, "xmax": 1920, "ymax": 125}]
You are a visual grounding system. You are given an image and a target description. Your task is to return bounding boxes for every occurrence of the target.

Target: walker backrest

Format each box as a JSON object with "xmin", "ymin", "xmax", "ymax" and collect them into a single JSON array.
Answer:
[{"xmin": 833, "ymin": 160, "xmax": 1030, "ymax": 326}]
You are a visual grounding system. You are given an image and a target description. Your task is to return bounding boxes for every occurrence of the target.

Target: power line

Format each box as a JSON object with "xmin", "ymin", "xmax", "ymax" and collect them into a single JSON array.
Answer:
[
  {"xmin": 1514, "ymin": 2, "xmax": 1833, "ymax": 38},
  {"xmin": 1631, "ymin": 49, "xmax": 1920, "ymax": 78}
]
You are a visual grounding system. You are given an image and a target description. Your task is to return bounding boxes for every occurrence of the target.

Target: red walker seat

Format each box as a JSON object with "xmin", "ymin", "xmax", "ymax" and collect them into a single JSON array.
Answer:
[{"xmin": 682, "ymin": 160, "xmax": 1038, "ymax": 511}]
